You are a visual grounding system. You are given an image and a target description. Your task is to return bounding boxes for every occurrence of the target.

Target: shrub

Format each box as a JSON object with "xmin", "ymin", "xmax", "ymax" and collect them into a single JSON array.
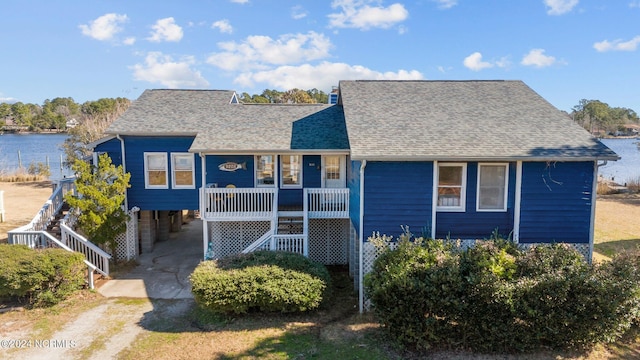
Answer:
[
  {"xmin": 365, "ymin": 235, "xmax": 640, "ymax": 353},
  {"xmin": 0, "ymin": 244, "xmax": 86, "ymax": 306},
  {"xmin": 190, "ymin": 251, "xmax": 330, "ymax": 314},
  {"xmin": 365, "ymin": 237, "xmax": 463, "ymax": 350}
]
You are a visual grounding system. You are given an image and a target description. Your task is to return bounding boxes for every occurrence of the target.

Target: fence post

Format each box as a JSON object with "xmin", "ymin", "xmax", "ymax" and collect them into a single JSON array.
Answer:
[{"xmin": 0, "ymin": 190, "xmax": 4, "ymax": 223}]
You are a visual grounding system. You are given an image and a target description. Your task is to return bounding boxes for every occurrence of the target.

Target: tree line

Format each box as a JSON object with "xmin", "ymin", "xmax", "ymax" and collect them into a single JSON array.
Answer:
[
  {"xmin": 571, "ymin": 99, "xmax": 639, "ymax": 135},
  {"xmin": 0, "ymin": 97, "xmax": 131, "ymax": 132},
  {"xmin": 238, "ymin": 88, "xmax": 329, "ymax": 104}
]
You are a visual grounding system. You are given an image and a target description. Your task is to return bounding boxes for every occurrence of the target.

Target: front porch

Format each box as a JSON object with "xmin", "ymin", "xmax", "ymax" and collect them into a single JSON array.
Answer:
[{"xmin": 199, "ymin": 187, "xmax": 350, "ymax": 262}]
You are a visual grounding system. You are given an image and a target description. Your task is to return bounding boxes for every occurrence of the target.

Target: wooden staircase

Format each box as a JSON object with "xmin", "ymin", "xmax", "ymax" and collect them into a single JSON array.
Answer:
[{"xmin": 46, "ymin": 203, "xmax": 70, "ymax": 239}]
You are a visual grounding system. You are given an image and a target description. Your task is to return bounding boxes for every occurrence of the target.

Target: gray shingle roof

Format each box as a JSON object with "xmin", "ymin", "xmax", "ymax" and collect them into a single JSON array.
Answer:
[
  {"xmin": 106, "ymin": 89, "xmax": 350, "ymax": 152},
  {"xmin": 107, "ymin": 82, "xmax": 618, "ymax": 161},
  {"xmin": 339, "ymin": 80, "xmax": 619, "ymax": 161}
]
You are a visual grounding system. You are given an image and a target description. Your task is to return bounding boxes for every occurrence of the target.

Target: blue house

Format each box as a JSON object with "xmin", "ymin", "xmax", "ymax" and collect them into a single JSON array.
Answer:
[{"xmin": 95, "ymin": 80, "xmax": 618, "ymax": 311}]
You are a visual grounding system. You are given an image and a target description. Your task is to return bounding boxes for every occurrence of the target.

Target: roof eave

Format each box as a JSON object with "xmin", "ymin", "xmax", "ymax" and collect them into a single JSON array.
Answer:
[
  {"xmin": 190, "ymin": 149, "xmax": 350, "ymax": 155},
  {"xmin": 349, "ymin": 155, "xmax": 621, "ymax": 162}
]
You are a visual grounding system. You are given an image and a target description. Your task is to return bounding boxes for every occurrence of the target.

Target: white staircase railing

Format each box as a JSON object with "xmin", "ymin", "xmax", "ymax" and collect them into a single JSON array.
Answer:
[
  {"xmin": 60, "ymin": 223, "xmax": 111, "ymax": 277},
  {"xmin": 242, "ymin": 229, "xmax": 275, "ymax": 254},
  {"xmin": 7, "ymin": 177, "xmax": 112, "ymax": 282},
  {"xmin": 7, "ymin": 230, "xmax": 100, "ymax": 289}
]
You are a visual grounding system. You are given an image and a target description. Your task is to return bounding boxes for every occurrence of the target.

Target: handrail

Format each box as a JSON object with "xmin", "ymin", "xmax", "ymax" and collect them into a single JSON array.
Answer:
[
  {"xmin": 241, "ymin": 229, "xmax": 274, "ymax": 254},
  {"xmin": 6, "ymin": 230, "xmax": 100, "ymax": 289},
  {"xmin": 7, "ymin": 178, "xmax": 75, "ymax": 240},
  {"xmin": 60, "ymin": 223, "xmax": 111, "ymax": 277}
]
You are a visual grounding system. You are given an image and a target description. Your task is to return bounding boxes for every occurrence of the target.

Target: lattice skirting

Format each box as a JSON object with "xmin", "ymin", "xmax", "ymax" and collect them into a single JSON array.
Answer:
[
  {"xmin": 208, "ymin": 221, "xmax": 271, "ymax": 259},
  {"xmin": 114, "ymin": 208, "xmax": 140, "ymax": 261},
  {"xmin": 308, "ymin": 219, "xmax": 349, "ymax": 265}
]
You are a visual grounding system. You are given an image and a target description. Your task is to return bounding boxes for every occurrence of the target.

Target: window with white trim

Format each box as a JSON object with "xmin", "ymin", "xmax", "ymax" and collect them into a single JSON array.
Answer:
[
  {"xmin": 255, "ymin": 155, "xmax": 275, "ymax": 187},
  {"xmin": 144, "ymin": 152, "xmax": 168, "ymax": 189},
  {"xmin": 437, "ymin": 163, "xmax": 466, "ymax": 211},
  {"xmin": 171, "ymin": 153, "xmax": 195, "ymax": 189},
  {"xmin": 280, "ymin": 155, "xmax": 302, "ymax": 188},
  {"xmin": 477, "ymin": 163, "xmax": 508, "ymax": 211}
]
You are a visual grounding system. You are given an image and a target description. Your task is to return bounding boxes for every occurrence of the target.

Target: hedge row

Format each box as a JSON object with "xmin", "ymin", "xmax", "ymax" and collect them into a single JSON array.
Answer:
[
  {"xmin": 365, "ymin": 237, "xmax": 640, "ymax": 353},
  {"xmin": 190, "ymin": 251, "xmax": 331, "ymax": 314},
  {"xmin": 0, "ymin": 244, "xmax": 86, "ymax": 306}
]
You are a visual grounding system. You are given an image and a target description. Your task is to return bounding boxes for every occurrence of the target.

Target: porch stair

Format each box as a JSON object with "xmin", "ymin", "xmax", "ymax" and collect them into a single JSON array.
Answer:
[
  {"xmin": 7, "ymin": 179, "xmax": 112, "ymax": 288},
  {"xmin": 241, "ymin": 211, "xmax": 308, "ymax": 256}
]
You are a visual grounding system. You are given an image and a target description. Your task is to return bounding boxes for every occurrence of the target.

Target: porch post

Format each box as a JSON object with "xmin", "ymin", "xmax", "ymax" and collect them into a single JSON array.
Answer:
[{"xmin": 513, "ymin": 161, "xmax": 523, "ymax": 244}]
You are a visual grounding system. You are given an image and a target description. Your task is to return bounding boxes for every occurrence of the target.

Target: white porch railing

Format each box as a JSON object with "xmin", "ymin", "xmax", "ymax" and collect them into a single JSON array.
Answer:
[
  {"xmin": 7, "ymin": 230, "xmax": 100, "ymax": 289},
  {"xmin": 201, "ymin": 187, "xmax": 277, "ymax": 220},
  {"xmin": 305, "ymin": 188, "xmax": 349, "ymax": 219}
]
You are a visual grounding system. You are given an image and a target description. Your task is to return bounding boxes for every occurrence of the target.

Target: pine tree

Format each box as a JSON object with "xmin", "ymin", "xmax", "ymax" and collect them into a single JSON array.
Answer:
[{"xmin": 65, "ymin": 154, "xmax": 131, "ymax": 254}]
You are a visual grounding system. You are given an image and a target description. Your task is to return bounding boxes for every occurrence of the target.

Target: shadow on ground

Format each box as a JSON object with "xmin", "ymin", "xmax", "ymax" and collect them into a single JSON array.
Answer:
[{"xmin": 595, "ymin": 239, "xmax": 640, "ymax": 258}]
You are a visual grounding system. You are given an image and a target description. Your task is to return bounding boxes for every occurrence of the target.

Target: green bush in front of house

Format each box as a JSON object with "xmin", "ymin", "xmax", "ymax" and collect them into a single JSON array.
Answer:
[
  {"xmin": 365, "ymin": 235, "xmax": 640, "ymax": 353},
  {"xmin": 190, "ymin": 251, "xmax": 331, "ymax": 314},
  {"xmin": 0, "ymin": 244, "xmax": 86, "ymax": 306}
]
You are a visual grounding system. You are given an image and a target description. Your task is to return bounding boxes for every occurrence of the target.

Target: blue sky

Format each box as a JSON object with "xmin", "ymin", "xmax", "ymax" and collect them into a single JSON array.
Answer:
[{"xmin": 1, "ymin": 0, "xmax": 639, "ymax": 113}]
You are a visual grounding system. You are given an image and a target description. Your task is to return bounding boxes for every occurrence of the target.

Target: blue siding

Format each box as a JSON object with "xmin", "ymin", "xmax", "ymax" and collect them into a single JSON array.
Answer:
[
  {"xmin": 206, "ymin": 155, "xmax": 254, "ymax": 188},
  {"xmin": 278, "ymin": 155, "xmax": 321, "ymax": 207},
  {"xmin": 519, "ymin": 161, "xmax": 594, "ymax": 244},
  {"xmin": 205, "ymin": 154, "xmax": 322, "ymax": 208},
  {"xmin": 363, "ymin": 162, "xmax": 433, "ymax": 240},
  {"xmin": 94, "ymin": 138, "xmax": 122, "ymax": 167},
  {"xmin": 348, "ymin": 160, "xmax": 361, "ymax": 235},
  {"xmin": 124, "ymin": 136, "xmax": 201, "ymax": 211},
  {"xmin": 436, "ymin": 162, "xmax": 516, "ymax": 239}
]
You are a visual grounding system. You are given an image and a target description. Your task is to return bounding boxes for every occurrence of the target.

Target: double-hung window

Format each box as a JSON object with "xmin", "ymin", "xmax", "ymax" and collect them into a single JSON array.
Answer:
[
  {"xmin": 144, "ymin": 152, "xmax": 168, "ymax": 189},
  {"xmin": 436, "ymin": 163, "xmax": 466, "ymax": 211},
  {"xmin": 255, "ymin": 155, "xmax": 275, "ymax": 187},
  {"xmin": 171, "ymin": 153, "xmax": 195, "ymax": 189},
  {"xmin": 477, "ymin": 163, "xmax": 508, "ymax": 211},
  {"xmin": 280, "ymin": 155, "xmax": 302, "ymax": 188}
]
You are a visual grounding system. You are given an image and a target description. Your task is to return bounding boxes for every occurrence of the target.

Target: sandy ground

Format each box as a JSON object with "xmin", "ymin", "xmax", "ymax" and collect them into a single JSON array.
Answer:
[{"xmin": 0, "ymin": 181, "xmax": 54, "ymax": 242}]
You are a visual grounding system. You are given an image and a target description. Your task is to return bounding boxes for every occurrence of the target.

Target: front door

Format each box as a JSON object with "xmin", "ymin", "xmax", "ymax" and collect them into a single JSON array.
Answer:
[{"xmin": 322, "ymin": 155, "xmax": 346, "ymax": 188}]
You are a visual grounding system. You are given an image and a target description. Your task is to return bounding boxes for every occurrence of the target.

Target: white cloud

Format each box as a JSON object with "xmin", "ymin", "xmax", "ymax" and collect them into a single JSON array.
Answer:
[
  {"xmin": 328, "ymin": 0, "xmax": 409, "ymax": 30},
  {"xmin": 0, "ymin": 96, "xmax": 18, "ymax": 104},
  {"xmin": 433, "ymin": 0, "xmax": 458, "ymax": 9},
  {"xmin": 291, "ymin": 5, "xmax": 308, "ymax": 20},
  {"xmin": 463, "ymin": 52, "xmax": 494, "ymax": 71},
  {"xmin": 593, "ymin": 36, "xmax": 640, "ymax": 52},
  {"xmin": 148, "ymin": 17, "xmax": 183, "ymax": 42},
  {"xmin": 231, "ymin": 0, "xmax": 249, "ymax": 3},
  {"xmin": 233, "ymin": 61, "xmax": 423, "ymax": 90},
  {"xmin": 207, "ymin": 31, "xmax": 332, "ymax": 71},
  {"xmin": 131, "ymin": 52, "xmax": 209, "ymax": 88},
  {"xmin": 123, "ymin": 37, "xmax": 136, "ymax": 45},
  {"xmin": 521, "ymin": 49, "xmax": 558, "ymax": 67},
  {"xmin": 631, "ymin": 1, "xmax": 640, "ymax": 8},
  {"xmin": 544, "ymin": 0, "xmax": 579, "ymax": 15},
  {"xmin": 79, "ymin": 13, "xmax": 128, "ymax": 41},
  {"xmin": 212, "ymin": 19, "xmax": 233, "ymax": 34}
]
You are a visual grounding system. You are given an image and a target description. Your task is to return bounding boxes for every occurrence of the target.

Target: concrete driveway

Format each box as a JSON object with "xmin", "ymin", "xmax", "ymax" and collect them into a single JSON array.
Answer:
[{"xmin": 98, "ymin": 218, "xmax": 204, "ymax": 299}]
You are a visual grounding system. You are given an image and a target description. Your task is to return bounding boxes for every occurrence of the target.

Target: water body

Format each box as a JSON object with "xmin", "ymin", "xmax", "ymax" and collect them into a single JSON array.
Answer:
[
  {"xmin": 0, "ymin": 133, "xmax": 72, "ymax": 180},
  {"xmin": 599, "ymin": 138, "xmax": 640, "ymax": 184}
]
